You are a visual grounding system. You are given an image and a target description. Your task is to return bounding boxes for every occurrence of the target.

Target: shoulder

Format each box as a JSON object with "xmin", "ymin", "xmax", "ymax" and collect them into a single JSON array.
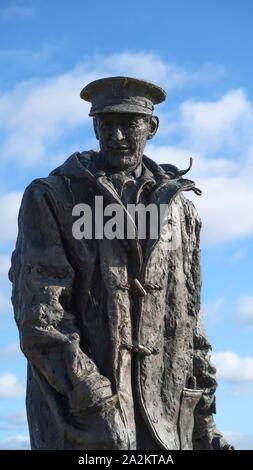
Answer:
[
  {"xmin": 50, "ymin": 150, "xmax": 98, "ymax": 177},
  {"xmin": 174, "ymin": 193, "xmax": 202, "ymax": 243},
  {"xmin": 20, "ymin": 173, "xmax": 74, "ymax": 220},
  {"xmin": 179, "ymin": 193, "xmax": 201, "ymax": 223},
  {"xmin": 23, "ymin": 174, "xmax": 65, "ymax": 202}
]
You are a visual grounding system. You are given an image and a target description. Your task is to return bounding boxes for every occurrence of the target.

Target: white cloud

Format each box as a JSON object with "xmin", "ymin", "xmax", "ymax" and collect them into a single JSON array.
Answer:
[
  {"xmin": 147, "ymin": 143, "xmax": 253, "ymax": 244},
  {"xmin": 97, "ymin": 53, "xmax": 225, "ymax": 91},
  {"xmin": 0, "ymin": 254, "xmax": 11, "ymax": 277},
  {"xmin": 0, "ymin": 73, "xmax": 90, "ymax": 164},
  {"xmin": 223, "ymin": 431, "xmax": 253, "ymax": 450},
  {"xmin": 0, "ymin": 52, "xmax": 225, "ymax": 166},
  {"xmin": 0, "ymin": 192, "xmax": 22, "ymax": 243},
  {"xmin": 212, "ymin": 350, "xmax": 253, "ymax": 396},
  {"xmin": 195, "ymin": 173, "xmax": 253, "ymax": 243},
  {"xmin": 202, "ymin": 298, "xmax": 224, "ymax": 325},
  {"xmin": 0, "ymin": 434, "xmax": 29, "ymax": 450},
  {"xmin": 148, "ymin": 88, "xmax": 253, "ymax": 244},
  {"xmin": 236, "ymin": 295, "xmax": 253, "ymax": 326},
  {"xmin": 0, "ymin": 52, "xmax": 252, "ymax": 246},
  {"xmin": 180, "ymin": 89, "xmax": 253, "ymax": 154},
  {"xmin": 212, "ymin": 350, "xmax": 253, "ymax": 382},
  {"xmin": 0, "ymin": 372, "xmax": 25, "ymax": 398},
  {"xmin": 0, "ymin": 342, "xmax": 20, "ymax": 360}
]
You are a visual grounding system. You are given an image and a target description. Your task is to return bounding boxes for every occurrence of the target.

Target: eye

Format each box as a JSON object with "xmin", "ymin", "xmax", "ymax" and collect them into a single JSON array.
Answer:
[
  {"xmin": 128, "ymin": 120, "xmax": 139, "ymax": 128},
  {"xmin": 99, "ymin": 121, "xmax": 112, "ymax": 130}
]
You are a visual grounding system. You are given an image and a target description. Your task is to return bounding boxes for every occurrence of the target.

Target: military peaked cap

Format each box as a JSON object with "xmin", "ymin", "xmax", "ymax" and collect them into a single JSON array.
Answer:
[{"xmin": 80, "ymin": 76, "xmax": 166, "ymax": 116}]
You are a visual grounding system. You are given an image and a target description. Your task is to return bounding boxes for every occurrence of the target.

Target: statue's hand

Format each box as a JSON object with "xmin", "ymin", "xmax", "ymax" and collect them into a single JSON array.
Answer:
[
  {"xmin": 68, "ymin": 372, "xmax": 127, "ymax": 449},
  {"xmin": 212, "ymin": 436, "xmax": 235, "ymax": 450},
  {"xmin": 69, "ymin": 370, "xmax": 114, "ymax": 414}
]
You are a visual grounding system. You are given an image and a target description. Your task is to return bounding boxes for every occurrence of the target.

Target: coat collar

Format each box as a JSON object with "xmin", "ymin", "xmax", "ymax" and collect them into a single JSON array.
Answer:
[
  {"xmin": 50, "ymin": 149, "xmax": 201, "ymax": 194},
  {"xmin": 50, "ymin": 150, "xmax": 201, "ymax": 277}
]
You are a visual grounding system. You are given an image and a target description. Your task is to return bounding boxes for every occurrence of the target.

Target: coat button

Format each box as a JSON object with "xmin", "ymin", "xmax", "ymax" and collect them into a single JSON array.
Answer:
[
  {"xmin": 94, "ymin": 170, "xmax": 106, "ymax": 177},
  {"xmin": 132, "ymin": 278, "xmax": 147, "ymax": 296},
  {"xmin": 122, "ymin": 342, "xmax": 153, "ymax": 356},
  {"xmin": 135, "ymin": 344, "xmax": 152, "ymax": 356}
]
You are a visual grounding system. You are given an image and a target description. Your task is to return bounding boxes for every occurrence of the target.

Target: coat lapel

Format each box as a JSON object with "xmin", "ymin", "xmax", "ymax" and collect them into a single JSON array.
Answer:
[{"xmin": 140, "ymin": 175, "xmax": 197, "ymax": 280}]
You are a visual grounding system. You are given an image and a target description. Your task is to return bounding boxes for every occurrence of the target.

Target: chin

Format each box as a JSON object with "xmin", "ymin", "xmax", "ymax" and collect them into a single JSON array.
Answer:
[{"xmin": 109, "ymin": 154, "xmax": 139, "ymax": 171}]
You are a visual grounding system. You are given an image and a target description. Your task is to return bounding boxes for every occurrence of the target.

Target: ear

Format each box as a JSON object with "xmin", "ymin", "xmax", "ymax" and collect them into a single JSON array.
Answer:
[
  {"xmin": 93, "ymin": 117, "xmax": 100, "ymax": 140},
  {"xmin": 147, "ymin": 115, "xmax": 159, "ymax": 140}
]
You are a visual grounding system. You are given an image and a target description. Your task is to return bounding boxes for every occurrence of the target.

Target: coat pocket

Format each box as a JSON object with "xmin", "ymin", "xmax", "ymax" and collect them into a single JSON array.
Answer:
[
  {"xmin": 70, "ymin": 393, "xmax": 128, "ymax": 450},
  {"xmin": 178, "ymin": 388, "xmax": 203, "ymax": 450}
]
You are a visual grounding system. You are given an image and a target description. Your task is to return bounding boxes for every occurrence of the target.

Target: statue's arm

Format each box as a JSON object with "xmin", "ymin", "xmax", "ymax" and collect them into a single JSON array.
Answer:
[
  {"xmin": 192, "ymin": 309, "xmax": 234, "ymax": 449},
  {"xmin": 184, "ymin": 197, "xmax": 234, "ymax": 450},
  {"xmin": 9, "ymin": 181, "xmax": 113, "ymax": 412}
]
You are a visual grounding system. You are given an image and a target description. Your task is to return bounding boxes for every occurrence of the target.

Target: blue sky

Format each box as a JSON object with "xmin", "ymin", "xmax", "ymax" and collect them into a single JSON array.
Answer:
[{"xmin": 0, "ymin": 0, "xmax": 253, "ymax": 450}]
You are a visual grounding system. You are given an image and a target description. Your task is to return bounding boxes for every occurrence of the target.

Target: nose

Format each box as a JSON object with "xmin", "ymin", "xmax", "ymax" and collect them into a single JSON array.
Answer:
[{"xmin": 111, "ymin": 126, "xmax": 125, "ymax": 142}]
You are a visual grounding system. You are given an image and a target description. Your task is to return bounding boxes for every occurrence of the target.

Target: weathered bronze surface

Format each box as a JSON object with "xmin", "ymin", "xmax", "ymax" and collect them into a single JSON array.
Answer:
[{"xmin": 9, "ymin": 76, "xmax": 233, "ymax": 450}]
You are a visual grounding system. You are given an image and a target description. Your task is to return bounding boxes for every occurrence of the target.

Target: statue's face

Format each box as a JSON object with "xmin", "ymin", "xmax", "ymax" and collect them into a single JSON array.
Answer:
[{"xmin": 93, "ymin": 113, "xmax": 158, "ymax": 171}]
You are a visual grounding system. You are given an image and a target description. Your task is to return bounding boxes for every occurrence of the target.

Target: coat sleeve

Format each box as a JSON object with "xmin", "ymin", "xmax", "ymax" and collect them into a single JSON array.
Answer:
[
  {"xmin": 186, "ymin": 198, "xmax": 234, "ymax": 450},
  {"xmin": 9, "ymin": 180, "xmax": 112, "ymax": 410},
  {"xmin": 192, "ymin": 309, "xmax": 234, "ymax": 449}
]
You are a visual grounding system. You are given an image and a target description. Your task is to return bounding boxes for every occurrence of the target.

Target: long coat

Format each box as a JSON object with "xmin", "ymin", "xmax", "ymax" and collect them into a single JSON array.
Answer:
[{"xmin": 9, "ymin": 151, "xmax": 226, "ymax": 450}]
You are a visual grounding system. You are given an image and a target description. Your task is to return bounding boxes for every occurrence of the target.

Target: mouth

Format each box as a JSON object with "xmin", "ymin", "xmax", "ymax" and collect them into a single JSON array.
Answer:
[{"xmin": 108, "ymin": 146, "xmax": 129, "ymax": 153}]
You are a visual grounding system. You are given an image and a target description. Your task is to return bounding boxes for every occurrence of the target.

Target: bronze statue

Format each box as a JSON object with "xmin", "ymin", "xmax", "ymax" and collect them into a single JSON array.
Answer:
[{"xmin": 9, "ymin": 76, "xmax": 233, "ymax": 450}]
